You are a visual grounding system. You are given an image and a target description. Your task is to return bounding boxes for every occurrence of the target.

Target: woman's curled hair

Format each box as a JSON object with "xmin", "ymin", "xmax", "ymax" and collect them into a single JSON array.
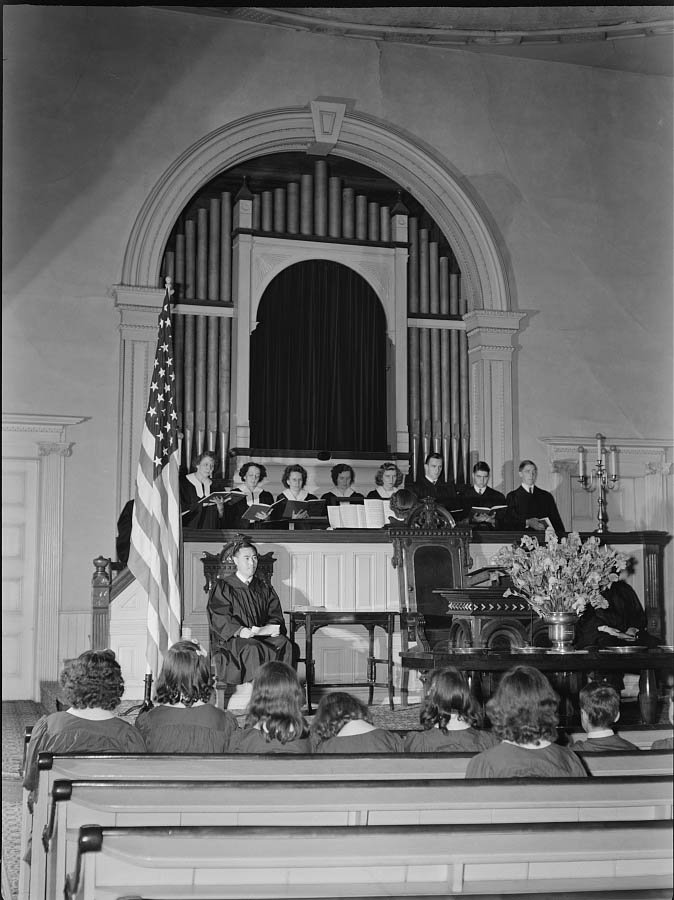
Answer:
[
  {"xmin": 239, "ymin": 461, "xmax": 267, "ymax": 481},
  {"xmin": 330, "ymin": 463, "xmax": 355, "ymax": 486},
  {"xmin": 245, "ymin": 661, "xmax": 306, "ymax": 744},
  {"xmin": 310, "ymin": 691, "xmax": 372, "ymax": 744},
  {"xmin": 154, "ymin": 640, "xmax": 214, "ymax": 706},
  {"xmin": 374, "ymin": 462, "xmax": 403, "ymax": 488},
  {"xmin": 282, "ymin": 464, "xmax": 308, "ymax": 488},
  {"xmin": 419, "ymin": 667, "xmax": 481, "ymax": 730},
  {"xmin": 59, "ymin": 650, "xmax": 124, "ymax": 711},
  {"xmin": 486, "ymin": 665, "xmax": 559, "ymax": 745}
]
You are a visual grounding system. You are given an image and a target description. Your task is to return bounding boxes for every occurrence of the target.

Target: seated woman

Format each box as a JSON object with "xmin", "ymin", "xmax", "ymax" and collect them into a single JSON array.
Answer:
[
  {"xmin": 388, "ymin": 488, "xmax": 419, "ymax": 524},
  {"xmin": 366, "ymin": 462, "xmax": 404, "ymax": 501},
  {"xmin": 228, "ymin": 661, "xmax": 311, "ymax": 753},
  {"xmin": 311, "ymin": 691, "xmax": 403, "ymax": 753},
  {"xmin": 180, "ymin": 451, "xmax": 226, "ymax": 529},
  {"xmin": 465, "ymin": 665, "xmax": 587, "ymax": 778},
  {"xmin": 321, "ymin": 463, "xmax": 364, "ymax": 506},
  {"xmin": 207, "ymin": 538, "xmax": 294, "ymax": 709},
  {"xmin": 276, "ymin": 463, "xmax": 318, "ymax": 525},
  {"xmin": 24, "ymin": 650, "xmax": 146, "ymax": 796},
  {"xmin": 228, "ymin": 461, "xmax": 276, "ymax": 529},
  {"xmin": 135, "ymin": 640, "xmax": 238, "ymax": 752},
  {"xmin": 404, "ymin": 667, "xmax": 497, "ymax": 753}
]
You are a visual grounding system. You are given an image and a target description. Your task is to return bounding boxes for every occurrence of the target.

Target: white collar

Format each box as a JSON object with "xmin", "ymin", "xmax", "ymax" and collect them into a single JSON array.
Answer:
[
  {"xmin": 66, "ymin": 708, "xmax": 115, "ymax": 720},
  {"xmin": 338, "ymin": 719, "xmax": 377, "ymax": 737},
  {"xmin": 503, "ymin": 738, "xmax": 551, "ymax": 749},
  {"xmin": 522, "ymin": 484, "xmax": 535, "ymax": 493},
  {"xmin": 236, "ymin": 572, "xmax": 254, "ymax": 585},
  {"xmin": 283, "ymin": 488, "xmax": 308, "ymax": 501},
  {"xmin": 242, "ymin": 487, "xmax": 263, "ymax": 505},
  {"xmin": 187, "ymin": 472, "xmax": 210, "ymax": 497},
  {"xmin": 586, "ymin": 728, "xmax": 615, "ymax": 739},
  {"xmin": 376, "ymin": 486, "xmax": 396, "ymax": 498},
  {"xmin": 474, "ymin": 487, "xmax": 485, "ymax": 495},
  {"xmin": 334, "ymin": 487, "xmax": 354, "ymax": 497}
]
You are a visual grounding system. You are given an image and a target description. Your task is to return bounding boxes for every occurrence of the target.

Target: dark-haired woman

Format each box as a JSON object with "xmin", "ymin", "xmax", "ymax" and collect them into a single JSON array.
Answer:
[
  {"xmin": 180, "ymin": 451, "xmax": 226, "ymax": 529},
  {"xmin": 228, "ymin": 462, "xmax": 275, "ymax": 528},
  {"xmin": 228, "ymin": 662, "xmax": 311, "ymax": 753},
  {"xmin": 135, "ymin": 640, "xmax": 238, "ymax": 752},
  {"xmin": 276, "ymin": 463, "xmax": 318, "ymax": 528},
  {"xmin": 465, "ymin": 666, "xmax": 587, "ymax": 778},
  {"xmin": 404, "ymin": 667, "xmax": 497, "ymax": 753},
  {"xmin": 321, "ymin": 464, "xmax": 363, "ymax": 506},
  {"xmin": 23, "ymin": 651, "xmax": 146, "ymax": 795},
  {"xmin": 207, "ymin": 539, "xmax": 294, "ymax": 708},
  {"xmin": 366, "ymin": 463, "xmax": 404, "ymax": 501},
  {"xmin": 311, "ymin": 691, "xmax": 402, "ymax": 753}
]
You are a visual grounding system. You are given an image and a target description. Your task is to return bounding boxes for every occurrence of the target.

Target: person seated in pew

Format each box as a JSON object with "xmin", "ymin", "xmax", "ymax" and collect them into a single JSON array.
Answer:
[
  {"xmin": 207, "ymin": 538, "xmax": 294, "ymax": 710},
  {"xmin": 407, "ymin": 451, "xmax": 459, "ymax": 513},
  {"xmin": 465, "ymin": 665, "xmax": 587, "ymax": 779},
  {"xmin": 651, "ymin": 692, "xmax": 673, "ymax": 750},
  {"xmin": 321, "ymin": 463, "xmax": 364, "ymax": 506},
  {"xmin": 569, "ymin": 682, "xmax": 639, "ymax": 753},
  {"xmin": 310, "ymin": 692, "xmax": 403, "ymax": 754},
  {"xmin": 387, "ymin": 488, "xmax": 419, "ymax": 524},
  {"xmin": 23, "ymin": 650, "xmax": 146, "ymax": 797},
  {"xmin": 135, "ymin": 640, "xmax": 238, "ymax": 753},
  {"xmin": 366, "ymin": 462, "xmax": 404, "ymax": 501},
  {"xmin": 457, "ymin": 461, "xmax": 507, "ymax": 529},
  {"xmin": 180, "ymin": 451, "xmax": 227, "ymax": 529},
  {"xmin": 228, "ymin": 461, "xmax": 276, "ymax": 528},
  {"xmin": 404, "ymin": 667, "xmax": 498, "ymax": 753},
  {"xmin": 503, "ymin": 459, "xmax": 565, "ymax": 535},
  {"xmin": 228, "ymin": 661, "xmax": 311, "ymax": 753}
]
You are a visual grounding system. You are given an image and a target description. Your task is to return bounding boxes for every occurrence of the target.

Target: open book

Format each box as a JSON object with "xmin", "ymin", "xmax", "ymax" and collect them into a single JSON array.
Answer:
[
  {"xmin": 328, "ymin": 498, "xmax": 392, "ymax": 529},
  {"xmin": 181, "ymin": 491, "xmax": 245, "ymax": 517},
  {"xmin": 282, "ymin": 499, "xmax": 328, "ymax": 519},
  {"xmin": 471, "ymin": 504, "xmax": 507, "ymax": 514},
  {"xmin": 240, "ymin": 498, "xmax": 286, "ymax": 522}
]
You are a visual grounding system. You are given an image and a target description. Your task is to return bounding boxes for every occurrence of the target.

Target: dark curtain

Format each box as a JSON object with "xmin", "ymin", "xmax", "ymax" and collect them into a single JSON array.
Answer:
[{"xmin": 250, "ymin": 260, "xmax": 387, "ymax": 452}]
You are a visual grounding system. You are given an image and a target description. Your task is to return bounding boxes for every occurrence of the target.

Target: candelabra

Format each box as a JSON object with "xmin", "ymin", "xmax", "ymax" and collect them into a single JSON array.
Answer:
[{"xmin": 577, "ymin": 433, "xmax": 619, "ymax": 533}]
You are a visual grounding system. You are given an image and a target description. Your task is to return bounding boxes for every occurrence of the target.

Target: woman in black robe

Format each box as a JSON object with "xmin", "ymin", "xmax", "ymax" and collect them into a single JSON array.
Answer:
[
  {"xmin": 207, "ymin": 538, "xmax": 294, "ymax": 690},
  {"xmin": 180, "ymin": 451, "xmax": 226, "ymax": 529},
  {"xmin": 228, "ymin": 461, "xmax": 276, "ymax": 528}
]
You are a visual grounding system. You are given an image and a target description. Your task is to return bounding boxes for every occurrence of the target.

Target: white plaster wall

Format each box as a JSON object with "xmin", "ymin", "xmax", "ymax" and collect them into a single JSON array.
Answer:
[{"xmin": 3, "ymin": 7, "xmax": 672, "ymax": 626}]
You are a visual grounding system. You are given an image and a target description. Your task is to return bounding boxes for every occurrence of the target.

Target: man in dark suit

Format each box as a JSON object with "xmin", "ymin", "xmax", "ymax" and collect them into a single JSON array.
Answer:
[
  {"xmin": 504, "ymin": 459, "xmax": 565, "ymax": 534},
  {"xmin": 460, "ymin": 461, "xmax": 506, "ymax": 529},
  {"xmin": 409, "ymin": 451, "xmax": 460, "ymax": 513}
]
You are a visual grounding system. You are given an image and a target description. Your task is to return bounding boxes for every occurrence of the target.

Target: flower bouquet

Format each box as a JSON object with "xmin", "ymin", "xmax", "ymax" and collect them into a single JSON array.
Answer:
[{"xmin": 494, "ymin": 527, "xmax": 627, "ymax": 619}]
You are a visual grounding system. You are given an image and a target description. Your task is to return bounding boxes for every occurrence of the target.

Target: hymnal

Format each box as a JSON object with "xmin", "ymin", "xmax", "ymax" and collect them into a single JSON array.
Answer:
[
  {"xmin": 282, "ymin": 499, "xmax": 328, "ymax": 519},
  {"xmin": 471, "ymin": 505, "xmax": 506, "ymax": 513},
  {"xmin": 240, "ymin": 499, "xmax": 286, "ymax": 522}
]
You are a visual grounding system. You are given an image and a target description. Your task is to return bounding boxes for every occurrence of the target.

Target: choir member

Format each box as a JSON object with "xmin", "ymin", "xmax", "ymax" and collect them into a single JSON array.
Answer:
[
  {"xmin": 408, "ymin": 451, "xmax": 459, "ymax": 512},
  {"xmin": 366, "ymin": 462, "xmax": 404, "ymax": 500},
  {"xmin": 180, "ymin": 451, "xmax": 226, "ymax": 529},
  {"xmin": 459, "ymin": 461, "xmax": 506, "ymax": 528},
  {"xmin": 321, "ymin": 463, "xmax": 364, "ymax": 506},
  {"xmin": 228, "ymin": 461, "xmax": 275, "ymax": 528},
  {"xmin": 569, "ymin": 683, "xmax": 638, "ymax": 753},
  {"xmin": 503, "ymin": 460, "xmax": 565, "ymax": 535},
  {"xmin": 311, "ymin": 692, "xmax": 403, "ymax": 753}
]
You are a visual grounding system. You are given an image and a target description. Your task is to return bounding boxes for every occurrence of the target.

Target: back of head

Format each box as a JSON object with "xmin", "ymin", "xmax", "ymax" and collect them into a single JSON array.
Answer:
[
  {"xmin": 579, "ymin": 681, "xmax": 620, "ymax": 729},
  {"xmin": 155, "ymin": 640, "xmax": 213, "ymax": 706},
  {"xmin": 389, "ymin": 488, "xmax": 418, "ymax": 520},
  {"xmin": 420, "ymin": 667, "xmax": 480, "ymax": 730},
  {"xmin": 486, "ymin": 665, "xmax": 559, "ymax": 745},
  {"xmin": 311, "ymin": 691, "xmax": 371, "ymax": 743},
  {"xmin": 59, "ymin": 650, "xmax": 124, "ymax": 711},
  {"xmin": 246, "ymin": 661, "xmax": 306, "ymax": 743}
]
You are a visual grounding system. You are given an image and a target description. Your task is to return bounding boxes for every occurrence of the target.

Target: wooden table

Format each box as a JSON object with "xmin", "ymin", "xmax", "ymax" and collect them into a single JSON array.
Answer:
[
  {"xmin": 290, "ymin": 609, "xmax": 397, "ymax": 713},
  {"xmin": 400, "ymin": 646, "xmax": 674, "ymax": 726}
]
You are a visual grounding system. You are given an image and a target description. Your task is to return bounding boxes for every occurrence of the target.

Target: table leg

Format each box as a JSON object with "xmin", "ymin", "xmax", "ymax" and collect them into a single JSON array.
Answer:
[
  {"xmin": 305, "ymin": 614, "xmax": 314, "ymax": 715},
  {"xmin": 639, "ymin": 668, "xmax": 658, "ymax": 725},
  {"xmin": 366, "ymin": 625, "xmax": 376, "ymax": 706},
  {"xmin": 387, "ymin": 613, "xmax": 394, "ymax": 711}
]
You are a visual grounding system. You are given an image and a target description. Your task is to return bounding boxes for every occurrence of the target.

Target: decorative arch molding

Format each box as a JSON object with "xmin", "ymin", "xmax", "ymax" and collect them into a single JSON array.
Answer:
[{"xmin": 120, "ymin": 106, "xmax": 511, "ymax": 313}]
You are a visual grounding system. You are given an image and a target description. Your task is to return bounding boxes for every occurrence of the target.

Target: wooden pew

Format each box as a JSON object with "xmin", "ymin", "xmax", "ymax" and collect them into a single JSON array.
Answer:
[
  {"xmin": 42, "ymin": 774, "xmax": 673, "ymax": 900},
  {"xmin": 26, "ymin": 749, "xmax": 674, "ymax": 900},
  {"xmin": 64, "ymin": 820, "xmax": 674, "ymax": 900}
]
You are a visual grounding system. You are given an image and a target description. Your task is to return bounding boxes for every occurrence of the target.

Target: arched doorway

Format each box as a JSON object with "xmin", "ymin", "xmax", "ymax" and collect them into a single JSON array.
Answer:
[{"xmin": 250, "ymin": 260, "xmax": 387, "ymax": 452}]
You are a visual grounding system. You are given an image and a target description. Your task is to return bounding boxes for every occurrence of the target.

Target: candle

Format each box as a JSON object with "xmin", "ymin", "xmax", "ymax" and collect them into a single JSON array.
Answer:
[
  {"xmin": 578, "ymin": 447, "xmax": 585, "ymax": 479},
  {"xmin": 596, "ymin": 433, "xmax": 603, "ymax": 461},
  {"xmin": 610, "ymin": 446, "xmax": 617, "ymax": 478}
]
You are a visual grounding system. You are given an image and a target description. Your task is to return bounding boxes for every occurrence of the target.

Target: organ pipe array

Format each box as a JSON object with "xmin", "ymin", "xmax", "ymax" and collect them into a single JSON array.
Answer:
[{"xmin": 160, "ymin": 159, "xmax": 469, "ymax": 481}]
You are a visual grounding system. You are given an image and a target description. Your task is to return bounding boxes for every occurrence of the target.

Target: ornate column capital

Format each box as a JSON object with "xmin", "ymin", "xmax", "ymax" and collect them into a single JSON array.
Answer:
[
  {"xmin": 464, "ymin": 309, "xmax": 526, "ymax": 358},
  {"xmin": 37, "ymin": 441, "xmax": 74, "ymax": 458}
]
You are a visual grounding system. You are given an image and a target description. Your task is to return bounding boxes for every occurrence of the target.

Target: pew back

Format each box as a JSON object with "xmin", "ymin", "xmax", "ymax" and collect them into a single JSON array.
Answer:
[{"xmin": 66, "ymin": 820, "xmax": 674, "ymax": 900}]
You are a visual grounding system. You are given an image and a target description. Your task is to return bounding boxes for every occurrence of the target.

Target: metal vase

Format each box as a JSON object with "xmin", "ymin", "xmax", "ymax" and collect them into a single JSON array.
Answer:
[{"xmin": 544, "ymin": 611, "xmax": 579, "ymax": 653}]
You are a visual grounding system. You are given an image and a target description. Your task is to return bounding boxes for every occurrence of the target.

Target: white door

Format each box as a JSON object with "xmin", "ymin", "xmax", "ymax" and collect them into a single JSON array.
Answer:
[{"xmin": 2, "ymin": 458, "xmax": 38, "ymax": 699}]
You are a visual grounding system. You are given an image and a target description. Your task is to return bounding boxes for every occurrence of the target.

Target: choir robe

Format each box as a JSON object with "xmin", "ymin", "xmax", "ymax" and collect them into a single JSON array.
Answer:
[
  {"xmin": 465, "ymin": 741, "xmax": 588, "ymax": 779},
  {"xmin": 207, "ymin": 573, "xmax": 293, "ymax": 685},
  {"xmin": 575, "ymin": 580, "xmax": 658, "ymax": 649},
  {"xmin": 570, "ymin": 734, "xmax": 639, "ymax": 753},
  {"xmin": 321, "ymin": 490, "xmax": 364, "ymax": 506},
  {"xmin": 408, "ymin": 476, "xmax": 460, "ymax": 513},
  {"xmin": 228, "ymin": 489, "xmax": 275, "ymax": 529},
  {"xmin": 504, "ymin": 485, "xmax": 565, "ymax": 535},
  {"xmin": 404, "ymin": 726, "xmax": 498, "ymax": 753},
  {"xmin": 180, "ymin": 475, "xmax": 226, "ymax": 530},
  {"xmin": 458, "ymin": 485, "xmax": 507, "ymax": 527}
]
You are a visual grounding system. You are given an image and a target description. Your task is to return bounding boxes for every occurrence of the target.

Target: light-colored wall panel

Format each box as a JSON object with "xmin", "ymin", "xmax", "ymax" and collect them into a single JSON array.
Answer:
[
  {"xmin": 2, "ymin": 524, "xmax": 24, "ymax": 560},
  {"xmin": 2, "ymin": 578, "xmax": 22, "ymax": 613},
  {"xmin": 2, "ymin": 471, "xmax": 26, "ymax": 506}
]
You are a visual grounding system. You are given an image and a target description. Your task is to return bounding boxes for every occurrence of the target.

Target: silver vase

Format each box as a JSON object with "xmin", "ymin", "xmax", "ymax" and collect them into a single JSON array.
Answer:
[{"xmin": 544, "ymin": 611, "xmax": 579, "ymax": 653}]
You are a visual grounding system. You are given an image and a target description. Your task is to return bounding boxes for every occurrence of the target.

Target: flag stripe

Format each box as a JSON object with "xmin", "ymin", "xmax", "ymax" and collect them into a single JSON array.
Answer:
[{"xmin": 128, "ymin": 286, "xmax": 182, "ymax": 675}]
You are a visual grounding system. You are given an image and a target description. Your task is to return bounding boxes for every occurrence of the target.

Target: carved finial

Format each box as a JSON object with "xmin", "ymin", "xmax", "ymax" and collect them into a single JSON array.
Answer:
[
  {"xmin": 164, "ymin": 276, "xmax": 173, "ymax": 296},
  {"xmin": 235, "ymin": 176, "xmax": 254, "ymax": 203},
  {"xmin": 391, "ymin": 190, "xmax": 409, "ymax": 216}
]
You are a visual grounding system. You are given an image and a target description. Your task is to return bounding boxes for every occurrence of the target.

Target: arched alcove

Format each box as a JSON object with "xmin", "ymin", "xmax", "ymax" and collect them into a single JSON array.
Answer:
[{"xmin": 250, "ymin": 260, "xmax": 388, "ymax": 453}]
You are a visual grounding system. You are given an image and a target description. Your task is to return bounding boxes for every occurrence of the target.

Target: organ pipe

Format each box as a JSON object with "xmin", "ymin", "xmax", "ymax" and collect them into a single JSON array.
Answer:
[
  {"xmin": 300, "ymin": 174, "xmax": 313, "ymax": 235},
  {"xmin": 314, "ymin": 160, "xmax": 327, "ymax": 237},
  {"xmin": 218, "ymin": 318, "xmax": 231, "ymax": 478},
  {"xmin": 287, "ymin": 182, "xmax": 299, "ymax": 235},
  {"xmin": 197, "ymin": 209, "xmax": 208, "ymax": 301},
  {"xmin": 252, "ymin": 195, "xmax": 261, "ymax": 230},
  {"xmin": 459, "ymin": 288, "xmax": 470, "ymax": 483},
  {"xmin": 208, "ymin": 199, "xmax": 220, "ymax": 301},
  {"xmin": 380, "ymin": 207, "xmax": 390, "ymax": 242},
  {"xmin": 219, "ymin": 193, "xmax": 232, "ymax": 303},
  {"xmin": 368, "ymin": 202, "xmax": 379, "ymax": 242},
  {"xmin": 206, "ymin": 318, "xmax": 218, "ymax": 452},
  {"xmin": 419, "ymin": 327, "xmax": 431, "ymax": 463},
  {"xmin": 328, "ymin": 177, "xmax": 341, "ymax": 238},
  {"xmin": 183, "ymin": 314, "xmax": 195, "ymax": 468},
  {"xmin": 273, "ymin": 188, "xmax": 286, "ymax": 233},
  {"xmin": 408, "ymin": 217, "xmax": 419, "ymax": 314},
  {"xmin": 185, "ymin": 220, "xmax": 196, "ymax": 300},
  {"xmin": 418, "ymin": 229, "xmax": 429, "ymax": 314},
  {"xmin": 439, "ymin": 258, "xmax": 451, "ymax": 478},
  {"xmin": 195, "ymin": 315, "xmax": 207, "ymax": 456},
  {"xmin": 342, "ymin": 188, "xmax": 355, "ymax": 238},
  {"xmin": 355, "ymin": 195, "xmax": 367, "ymax": 241},
  {"xmin": 261, "ymin": 191, "xmax": 273, "ymax": 232}
]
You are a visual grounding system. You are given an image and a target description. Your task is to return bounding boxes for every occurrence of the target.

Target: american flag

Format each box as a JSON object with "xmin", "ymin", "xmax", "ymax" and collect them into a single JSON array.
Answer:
[{"xmin": 128, "ymin": 278, "xmax": 182, "ymax": 674}]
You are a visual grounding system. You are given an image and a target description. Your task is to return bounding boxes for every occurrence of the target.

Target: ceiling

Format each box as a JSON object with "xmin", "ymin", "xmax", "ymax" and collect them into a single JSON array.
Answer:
[{"xmin": 161, "ymin": 5, "xmax": 674, "ymax": 75}]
